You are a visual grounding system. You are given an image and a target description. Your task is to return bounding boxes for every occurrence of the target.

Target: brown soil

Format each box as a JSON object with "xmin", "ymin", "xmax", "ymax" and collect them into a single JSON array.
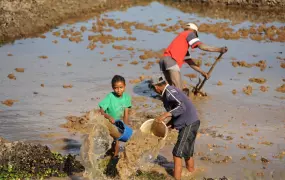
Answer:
[
  {"xmin": 276, "ymin": 84, "xmax": 285, "ymax": 93},
  {"xmin": 281, "ymin": 63, "xmax": 285, "ymax": 68},
  {"xmin": 41, "ymin": 84, "xmax": 44, "ymax": 87},
  {"xmin": 249, "ymin": 78, "xmax": 267, "ymax": 84},
  {"xmin": 15, "ymin": 68, "xmax": 25, "ymax": 72},
  {"xmin": 232, "ymin": 89, "xmax": 237, "ymax": 95},
  {"xmin": 66, "ymin": 62, "xmax": 72, "ymax": 67},
  {"xmin": 1, "ymin": 99, "xmax": 18, "ymax": 107}
]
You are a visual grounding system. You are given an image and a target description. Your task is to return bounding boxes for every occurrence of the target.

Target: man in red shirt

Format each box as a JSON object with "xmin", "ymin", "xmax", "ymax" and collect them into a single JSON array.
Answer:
[{"xmin": 159, "ymin": 23, "xmax": 228, "ymax": 91}]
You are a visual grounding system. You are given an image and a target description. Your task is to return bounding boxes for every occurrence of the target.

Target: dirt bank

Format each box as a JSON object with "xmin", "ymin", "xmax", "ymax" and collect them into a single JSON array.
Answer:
[
  {"xmin": 181, "ymin": 0, "xmax": 285, "ymax": 8},
  {"xmin": 1, "ymin": 0, "xmax": 285, "ymax": 44},
  {"xmin": 0, "ymin": 0, "xmax": 151, "ymax": 44}
]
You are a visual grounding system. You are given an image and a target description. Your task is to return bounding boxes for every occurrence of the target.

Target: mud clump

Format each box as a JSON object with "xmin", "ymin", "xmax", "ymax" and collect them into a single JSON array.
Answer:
[
  {"xmin": 0, "ymin": 138, "xmax": 84, "ymax": 179},
  {"xmin": 184, "ymin": 73, "xmax": 197, "ymax": 79},
  {"xmin": 260, "ymin": 86, "xmax": 269, "ymax": 92},
  {"xmin": 117, "ymin": 64, "xmax": 123, "ymax": 67},
  {"xmin": 232, "ymin": 89, "xmax": 237, "ymax": 95},
  {"xmin": 281, "ymin": 63, "xmax": 285, "ymax": 68},
  {"xmin": 217, "ymin": 81, "xmax": 223, "ymax": 86},
  {"xmin": 130, "ymin": 61, "xmax": 139, "ymax": 65},
  {"xmin": 1, "ymin": 99, "xmax": 18, "ymax": 107},
  {"xmin": 249, "ymin": 78, "xmax": 266, "ymax": 84},
  {"xmin": 7, "ymin": 73, "xmax": 16, "ymax": 80},
  {"xmin": 66, "ymin": 62, "xmax": 72, "ymax": 67},
  {"xmin": 232, "ymin": 60, "xmax": 266, "ymax": 71},
  {"xmin": 15, "ymin": 68, "xmax": 25, "ymax": 72},
  {"xmin": 237, "ymin": 143, "xmax": 255, "ymax": 150},
  {"xmin": 63, "ymin": 84, "xmax": 73, "ymax": 88},
  {"xmin": 39, "ymin": 55, "xmax": 48, "ymax": 59},
  {"xmin": 41, "ymin": 84, "xmax": 44, "ymax": 87},
  {"xmin": 275, "ymin": 84, "xmax": 285, "ymax": 93},
  {"xmin": 243, "ymin": 85, "xmax": 253, "ymax": 95},
  {"xmin": 112, "ymin": 45, "xmax": 124, "ymax": 50}
]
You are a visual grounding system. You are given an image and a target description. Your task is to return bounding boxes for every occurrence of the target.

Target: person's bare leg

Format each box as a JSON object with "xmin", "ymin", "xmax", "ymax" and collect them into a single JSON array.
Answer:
[
  {"xmin": 185, "ymin": 157, "xmax": 195, "ymax": 172},
  {"xmin": 114, "ymin": 140, "xmax": 119, "ymax": 157},
  {"xmin": 169, "ymin": 70, "xmax": 183, "ymax": 90},
  {"xmin": 163, "ymin": 70, "xmax": 173, "ymax": 85},
  {"xmin": 173, "ymin": 156, "xmax": 183, "ymax": 180}
]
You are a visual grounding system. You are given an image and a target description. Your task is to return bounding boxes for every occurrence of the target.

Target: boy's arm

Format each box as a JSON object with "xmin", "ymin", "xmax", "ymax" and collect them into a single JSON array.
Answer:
[
  {"xmin": 123, "ymin": 108, "xmax": 130, "ymax": 125},
  {"xmin": 99, "ymin": 108, "xmax": 115, "ymax": 124}
]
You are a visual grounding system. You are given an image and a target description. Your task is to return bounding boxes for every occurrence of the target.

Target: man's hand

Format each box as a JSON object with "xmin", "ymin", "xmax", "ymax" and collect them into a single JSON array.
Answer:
[
  {"xmin": 220, "ymin": 46, "xmax": 228, "ymax": 54},
  {"xmin": 154, "ymin": 115, "xmax": 165, "ymax": 123},
  {"xmin": 155, "ymin": 112, "xmax": 172, "ymax": 123}
]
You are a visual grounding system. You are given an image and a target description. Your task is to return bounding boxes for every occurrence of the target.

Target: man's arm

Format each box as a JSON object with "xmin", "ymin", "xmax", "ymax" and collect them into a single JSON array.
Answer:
[
  {"xmin": 185, "ymin": 58, "xmax": 209, "ymax": 79},
  {"xmin": 198, "ymin": 43, "xmax": 228, "ymax": 53}
]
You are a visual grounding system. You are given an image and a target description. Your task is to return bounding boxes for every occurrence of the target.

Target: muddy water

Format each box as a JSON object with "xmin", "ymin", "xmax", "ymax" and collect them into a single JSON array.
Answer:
[{"xmin": 0, "ymin": 1, "xmax": 284, "ymax": 179}]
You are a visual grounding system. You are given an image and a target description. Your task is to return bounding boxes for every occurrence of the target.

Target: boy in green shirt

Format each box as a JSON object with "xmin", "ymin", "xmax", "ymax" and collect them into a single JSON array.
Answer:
[{"xmin": 99, "ymin": 75, "xmax": 132, "ymax": 158}]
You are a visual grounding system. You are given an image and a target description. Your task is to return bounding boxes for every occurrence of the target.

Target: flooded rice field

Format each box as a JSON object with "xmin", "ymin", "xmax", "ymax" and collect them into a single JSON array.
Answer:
[{"xmin": 0, "ymin": 1, "xmax": 284, "ymax": 179}]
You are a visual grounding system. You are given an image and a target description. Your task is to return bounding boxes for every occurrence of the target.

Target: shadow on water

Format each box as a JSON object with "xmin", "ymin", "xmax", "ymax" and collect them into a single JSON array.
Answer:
[
  {"xmin": 132, "ymin": 80, "xmax": 160, "ymax": 99},
  {"xmin": 153, "ymin": 155, "xmax": 174, "ymax": 177}
]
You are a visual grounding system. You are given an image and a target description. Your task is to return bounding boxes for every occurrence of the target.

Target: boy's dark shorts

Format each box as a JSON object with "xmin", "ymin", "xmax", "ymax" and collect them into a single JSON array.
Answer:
[{"xmin": 172, "ymin": 120, "xmax": 200, "ymax": 159}]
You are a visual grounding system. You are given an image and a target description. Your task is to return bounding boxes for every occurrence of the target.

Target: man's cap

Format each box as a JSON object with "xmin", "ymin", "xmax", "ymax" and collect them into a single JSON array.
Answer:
[
  {"xmin": 150, "ymin": 74, "xmax": 166, "ymax": 85},
  {"xmin": 184, "ymin": 23, "xmax": 198, "ymax": 32}
]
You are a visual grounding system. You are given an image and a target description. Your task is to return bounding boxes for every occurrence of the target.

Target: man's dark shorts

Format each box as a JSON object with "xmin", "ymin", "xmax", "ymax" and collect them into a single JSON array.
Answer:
[{"xmin": 172, "ymin": 120, "xmax": 200, "ymax": 159}]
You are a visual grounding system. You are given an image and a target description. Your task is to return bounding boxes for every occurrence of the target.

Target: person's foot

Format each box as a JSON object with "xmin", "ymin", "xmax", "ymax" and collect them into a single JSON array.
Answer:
[{"xmin": 188, "ymin": 167, "xmax": 195, "ymax": 173}]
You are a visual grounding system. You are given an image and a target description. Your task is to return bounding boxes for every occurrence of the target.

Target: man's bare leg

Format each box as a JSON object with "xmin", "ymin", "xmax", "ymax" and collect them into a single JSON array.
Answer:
[
  {"xmin": 173, "ymin": 156, "xmax": 183, "ymax": 180},
  {"xmin": 185, "ymin": 157, "xmax": 195, "ymax": 172}
]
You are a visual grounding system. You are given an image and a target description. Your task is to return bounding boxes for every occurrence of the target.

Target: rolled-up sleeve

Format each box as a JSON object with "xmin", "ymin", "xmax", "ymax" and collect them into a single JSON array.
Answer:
[{"xmin": 166, "ymin": 89, "xmax": 186, "ymax": 117}]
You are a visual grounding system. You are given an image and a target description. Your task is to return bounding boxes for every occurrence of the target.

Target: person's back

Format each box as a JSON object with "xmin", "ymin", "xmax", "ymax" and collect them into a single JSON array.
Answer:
[{"xmin": 162, "ymin": 85, "xmax": 198, "ymax": 130}]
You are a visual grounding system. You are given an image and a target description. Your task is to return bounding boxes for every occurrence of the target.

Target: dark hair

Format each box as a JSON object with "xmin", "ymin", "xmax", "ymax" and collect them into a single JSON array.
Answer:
[{"xmin": 111, "ymin": 75, "xmax": 125, "ymax": 87}]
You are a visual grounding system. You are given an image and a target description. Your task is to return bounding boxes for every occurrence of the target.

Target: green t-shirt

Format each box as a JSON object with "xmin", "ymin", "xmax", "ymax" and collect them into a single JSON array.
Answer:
[{"xmin": 98, "ymin": 92, "xmax": 132, "ymax": 120}]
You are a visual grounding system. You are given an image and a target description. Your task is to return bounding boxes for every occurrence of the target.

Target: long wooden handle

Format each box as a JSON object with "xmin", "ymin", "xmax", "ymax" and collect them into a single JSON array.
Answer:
[{"xmin": 197, "ymin": 53, "xmax": 224, "ymax": 91}]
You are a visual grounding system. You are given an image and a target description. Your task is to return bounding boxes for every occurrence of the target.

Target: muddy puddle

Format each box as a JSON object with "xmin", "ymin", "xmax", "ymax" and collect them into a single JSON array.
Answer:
[{"xmin": 0, "ymin": 0, "xmax": 285, "ymax": 179}]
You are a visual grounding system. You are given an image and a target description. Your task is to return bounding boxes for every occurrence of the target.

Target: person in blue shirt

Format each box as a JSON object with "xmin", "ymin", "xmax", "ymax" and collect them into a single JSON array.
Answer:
[{"xmin": 149, "ymin": 74, "xmax": 200, "ymax": 180}]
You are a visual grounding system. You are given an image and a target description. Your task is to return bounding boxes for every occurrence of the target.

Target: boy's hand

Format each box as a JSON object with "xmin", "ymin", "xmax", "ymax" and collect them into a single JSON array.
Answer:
[{"xmin": 109, "ymin": 118, "xmax": 115, "ymax": 124}]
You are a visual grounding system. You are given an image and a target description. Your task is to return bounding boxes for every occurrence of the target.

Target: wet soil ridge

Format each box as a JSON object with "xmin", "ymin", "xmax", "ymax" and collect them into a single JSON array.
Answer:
[
  {"xmin": 0, "ymin": 0, "xmax": 138, "ymax": 44},
  {"xmin": 0, "ymin": 137, "xmax": 84, "ymax": 179},
  {"xmin": 1, "ymin": 0, "xmax": 285, "ymax": 44},
  {"xmin": 181, "ymin": 0, "xmax": 285, "ymax": 8}
]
